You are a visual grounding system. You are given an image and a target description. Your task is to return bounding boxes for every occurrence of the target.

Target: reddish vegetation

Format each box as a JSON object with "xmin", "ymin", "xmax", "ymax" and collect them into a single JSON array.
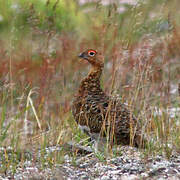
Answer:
[{"xmin": 0, "ymin": 25, "xmax": 179, "ymax": 135}]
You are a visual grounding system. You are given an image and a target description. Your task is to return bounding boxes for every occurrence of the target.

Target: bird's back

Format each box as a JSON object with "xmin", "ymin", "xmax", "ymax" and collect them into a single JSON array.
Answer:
[{"xmin": 72, "ymin": 91, "xmax": 143, "ymax": 147}]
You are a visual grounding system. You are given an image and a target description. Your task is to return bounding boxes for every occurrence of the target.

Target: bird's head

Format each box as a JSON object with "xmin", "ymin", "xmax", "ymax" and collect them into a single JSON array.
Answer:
[{"xmin": 78, "ymin": 49, "xmax": 104, "ymax": 68}]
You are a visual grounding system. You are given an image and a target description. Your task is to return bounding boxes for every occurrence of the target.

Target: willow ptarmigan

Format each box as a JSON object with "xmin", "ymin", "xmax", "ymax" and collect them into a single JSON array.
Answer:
[{"xmin": 72, "ymin": 49, "xmax": 145, "ymax": 148}]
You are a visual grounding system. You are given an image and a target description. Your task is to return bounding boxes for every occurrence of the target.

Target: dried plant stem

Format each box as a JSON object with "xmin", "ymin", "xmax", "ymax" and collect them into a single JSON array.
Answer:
[{"xmin": 24, "ymin": 89, "xmax": 41, "ymax": 136}]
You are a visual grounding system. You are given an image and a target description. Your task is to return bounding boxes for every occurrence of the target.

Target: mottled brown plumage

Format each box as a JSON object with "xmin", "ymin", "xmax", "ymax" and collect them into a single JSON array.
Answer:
[{"xmin": 72, "ymin": 49, "xmax": 144, "ymax": 148}]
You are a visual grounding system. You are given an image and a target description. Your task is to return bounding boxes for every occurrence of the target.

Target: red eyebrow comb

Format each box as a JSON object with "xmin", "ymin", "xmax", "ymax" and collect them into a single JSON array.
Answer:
[{"xmin": 88, "ymin": 50, "xmax": 96, "ymax": 54}]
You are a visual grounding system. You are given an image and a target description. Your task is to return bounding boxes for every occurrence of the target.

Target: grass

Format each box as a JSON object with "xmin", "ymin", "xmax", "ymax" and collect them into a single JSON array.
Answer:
[{"xmin": 0, "ymin": 0, "xmax": 180, "ymax": 175}]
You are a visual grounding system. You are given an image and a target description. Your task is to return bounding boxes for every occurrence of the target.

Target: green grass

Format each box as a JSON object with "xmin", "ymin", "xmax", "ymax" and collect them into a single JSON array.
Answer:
[{"xmin": 0, "ymin": 0, "xmax": 180, "ymax": 175}]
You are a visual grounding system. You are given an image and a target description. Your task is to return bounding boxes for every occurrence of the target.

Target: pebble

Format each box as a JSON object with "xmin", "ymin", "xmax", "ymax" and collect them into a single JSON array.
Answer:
[{"xmin": 0, "ymin": 146, "xmax": 179, "ymax": 179}]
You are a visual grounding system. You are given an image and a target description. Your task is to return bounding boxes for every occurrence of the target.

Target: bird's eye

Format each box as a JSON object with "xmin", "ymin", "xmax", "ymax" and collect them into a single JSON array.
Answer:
[{"xmin": 88, "ymin": 50, "xmax": 96, "ymax": 57}]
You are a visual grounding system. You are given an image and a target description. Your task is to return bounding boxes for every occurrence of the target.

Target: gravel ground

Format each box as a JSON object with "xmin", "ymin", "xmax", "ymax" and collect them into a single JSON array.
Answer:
[{"xmin": 0, "ymin": 146, "xmax": 179, "ymax": 180}]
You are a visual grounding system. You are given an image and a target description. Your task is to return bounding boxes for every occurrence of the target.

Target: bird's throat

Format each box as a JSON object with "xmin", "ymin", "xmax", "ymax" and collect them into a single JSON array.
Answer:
[{"xmin": 79, "ymin": 66, "xmax": 103, "ymax": 94}]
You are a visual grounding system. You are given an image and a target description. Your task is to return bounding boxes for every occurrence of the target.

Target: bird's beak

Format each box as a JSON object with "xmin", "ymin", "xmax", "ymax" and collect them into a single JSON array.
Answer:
[
  {"xmin": 78, "ymin": 52, "xmax": 84, "ymax": 58},
  {"xmin": 78, "ymin": 52, "xmax": 88, "ymax": 60}
]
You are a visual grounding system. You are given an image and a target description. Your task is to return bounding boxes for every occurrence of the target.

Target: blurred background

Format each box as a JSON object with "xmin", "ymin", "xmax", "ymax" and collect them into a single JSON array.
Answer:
[{"xmin": 0, "ymin": 0, "xmax": 179, "ymax": 154}]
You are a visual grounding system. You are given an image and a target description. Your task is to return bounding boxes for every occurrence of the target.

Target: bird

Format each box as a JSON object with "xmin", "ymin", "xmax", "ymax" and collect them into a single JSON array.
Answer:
[{"xmin": 72, "ymin": 49, "xmax": 145, "ymax": 149}]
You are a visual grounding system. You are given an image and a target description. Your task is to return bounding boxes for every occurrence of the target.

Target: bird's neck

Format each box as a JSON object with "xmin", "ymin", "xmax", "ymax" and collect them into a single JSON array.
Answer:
[{"xmin": 79, "ymin": 66, "xmax": 103, "ymax": 94}]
